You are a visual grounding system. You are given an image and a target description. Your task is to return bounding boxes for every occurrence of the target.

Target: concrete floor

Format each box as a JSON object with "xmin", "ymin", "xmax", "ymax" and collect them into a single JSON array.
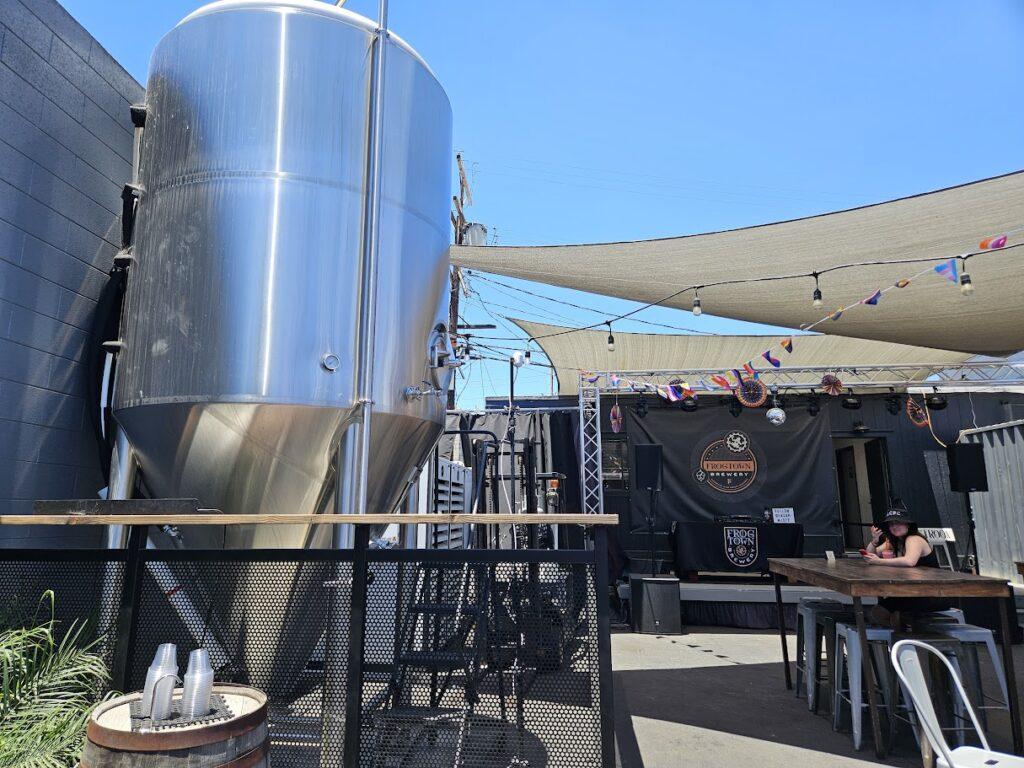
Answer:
[{"xmin": 612, "ymin": 627, "xmax": 1024, "ymax": 768}]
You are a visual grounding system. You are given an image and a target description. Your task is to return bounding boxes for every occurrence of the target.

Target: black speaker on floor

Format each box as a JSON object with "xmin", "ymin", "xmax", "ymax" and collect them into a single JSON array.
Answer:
[
  {"xmin": 634, "ymin": 443, "xmax": 663, "ymax": 491},
  {"xmin": 947, "ymin": 444, "xmax": 988, "ymax": 492},
  {"xmin": 629, "ymin": 576, "xmax": 682, "ymax": 635}
]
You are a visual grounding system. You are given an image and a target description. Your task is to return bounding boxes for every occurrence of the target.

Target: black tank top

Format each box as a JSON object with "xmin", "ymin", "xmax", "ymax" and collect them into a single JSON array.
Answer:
[{"xmin": 898, "ymin": 533, "xmax": 939, "ymax": 568}]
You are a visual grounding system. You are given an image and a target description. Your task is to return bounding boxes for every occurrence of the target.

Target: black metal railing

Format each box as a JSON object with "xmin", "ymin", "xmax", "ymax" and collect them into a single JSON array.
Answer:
[{"xmin": 0, "ymin": 527, "xmax": 613, "ymax": 768}]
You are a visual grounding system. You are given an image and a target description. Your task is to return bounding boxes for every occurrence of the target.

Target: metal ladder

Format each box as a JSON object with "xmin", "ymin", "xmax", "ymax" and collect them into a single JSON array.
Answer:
[{"xmin": 371, "ymin": 561, "xmax": 490, "ymax": 768}]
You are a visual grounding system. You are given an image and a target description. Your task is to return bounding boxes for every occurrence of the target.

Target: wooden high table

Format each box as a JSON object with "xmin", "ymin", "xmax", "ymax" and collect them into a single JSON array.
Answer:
[{"xmin": 769, "ymin": 557, "xmax": 1022, "ymax": 759}]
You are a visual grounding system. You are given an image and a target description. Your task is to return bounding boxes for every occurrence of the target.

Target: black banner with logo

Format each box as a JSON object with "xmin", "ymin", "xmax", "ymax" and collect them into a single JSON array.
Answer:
[{"xmin": 623, "ymin": 406, "xmax": 836, "ymax": 543}]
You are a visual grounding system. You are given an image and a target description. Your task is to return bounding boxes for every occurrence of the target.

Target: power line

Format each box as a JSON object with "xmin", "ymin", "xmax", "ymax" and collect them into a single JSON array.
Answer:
[{"xmin": 467, "ymin": 271, "xmax": 716, "ymax": 335}]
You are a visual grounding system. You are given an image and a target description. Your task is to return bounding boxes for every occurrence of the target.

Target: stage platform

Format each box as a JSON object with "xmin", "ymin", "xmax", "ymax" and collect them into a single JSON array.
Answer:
[{"xmin": 619, "ymin": 575, "xmax": 876, "ymax": 631}]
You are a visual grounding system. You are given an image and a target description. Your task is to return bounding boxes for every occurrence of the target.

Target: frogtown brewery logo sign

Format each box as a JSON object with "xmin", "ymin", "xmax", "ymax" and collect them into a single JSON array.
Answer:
[
  {"xmin": 724, "ymin": 526, "xmax": 758, "ymax": 567},
  {"xmin": 693, "ymin": 430, "xmax": 758, "ymax": 493}
]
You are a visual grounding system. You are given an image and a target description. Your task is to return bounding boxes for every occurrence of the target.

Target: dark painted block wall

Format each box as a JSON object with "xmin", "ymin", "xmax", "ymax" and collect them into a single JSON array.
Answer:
[{"xmin": 0, "ymin": 0, "xmax": 143, "ymax": 547}]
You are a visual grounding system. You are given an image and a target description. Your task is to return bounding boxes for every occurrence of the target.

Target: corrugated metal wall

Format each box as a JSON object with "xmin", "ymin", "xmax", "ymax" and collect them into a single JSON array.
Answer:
[
  {"xmin": 0, "ymin": 0, "xmax": 143, "ymax": 547},
  {"xmin": 964, "ymin": 420, "xmax": 1024, "ymax": 583}
]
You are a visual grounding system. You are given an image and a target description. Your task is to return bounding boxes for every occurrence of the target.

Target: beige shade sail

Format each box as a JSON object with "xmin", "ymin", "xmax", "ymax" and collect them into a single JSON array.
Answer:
[
  {"xmin": 454, "ymin": 171, "xmax": 1024, "ymax": 356},
  {"xmin": 514, "ymin": 320, "xmax": 974, "ymax": 396}
]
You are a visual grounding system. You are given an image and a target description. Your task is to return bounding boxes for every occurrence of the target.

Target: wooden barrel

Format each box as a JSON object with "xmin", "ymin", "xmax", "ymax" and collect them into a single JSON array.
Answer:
[{"xmin": 81, "ymin": 684, "xmax": 268, "ymax": 768}]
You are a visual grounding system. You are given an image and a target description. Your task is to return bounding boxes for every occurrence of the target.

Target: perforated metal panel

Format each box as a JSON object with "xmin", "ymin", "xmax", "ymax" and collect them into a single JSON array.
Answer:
[{"xmin": 0, "ymin": 544, "xmax": 612, "ymax": 768}]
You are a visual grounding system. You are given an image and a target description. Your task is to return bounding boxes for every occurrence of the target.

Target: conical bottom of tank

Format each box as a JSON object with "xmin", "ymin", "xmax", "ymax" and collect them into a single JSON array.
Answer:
[{"xmin": 115, "ymin": 401, "xmax": 441, "ymax": 548}]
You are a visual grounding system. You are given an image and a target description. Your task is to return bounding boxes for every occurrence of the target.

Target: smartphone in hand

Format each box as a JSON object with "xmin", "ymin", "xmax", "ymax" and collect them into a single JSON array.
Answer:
[{"xmin": 859, "ymin": 548, "xmax": 869, "ymax": 557}]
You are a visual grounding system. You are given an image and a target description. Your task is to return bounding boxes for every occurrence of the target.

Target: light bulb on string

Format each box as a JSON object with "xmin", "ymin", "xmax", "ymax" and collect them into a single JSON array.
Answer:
[
  {"xmin": 812, "ymin": 273, "xmax": 823, "ymax": 308},
  {"xmin": 959, "ymin": 258, "xmax": 974, "ymax": 296},
  {"xmin": 606, "ymin": 322, "xmax": 615, "ymax": 352},
  {"xmin": 692, "ymin": 288, "xmax": 702, "ymax": 317}
]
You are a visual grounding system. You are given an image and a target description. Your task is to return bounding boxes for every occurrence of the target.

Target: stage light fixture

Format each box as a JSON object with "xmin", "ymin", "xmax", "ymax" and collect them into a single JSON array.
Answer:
[
  {"xmin": 841, "ymin": 389, "xmax": 862, "ymax": 410},
  {"xmin": 806, "ymin": 394, "xmax": 821, "ymax": 417},
  {"xmin": 633, "ymin": 397, "xmax": 648, "ymax": 418},
  {"xmin": 853, "ymin": 421, "xmax": 870, "ymax": 434},
  {"xmin": 885, "ymin": 390, "xmax": 902, "ymax": 416},
  {"xmin": 729, "ymin": 398, "xmax": 743, "ymax": 418},
  {"xmin": 812, "ymin": 273, "xmax": 823, "ymax": 308},
  {"xmin": 681, "ymin": 396, "xmax": 698, "ymax": 412},
  {"xmin": 926, "ymin": 391, "xmax": 948, "ymax": 410}
]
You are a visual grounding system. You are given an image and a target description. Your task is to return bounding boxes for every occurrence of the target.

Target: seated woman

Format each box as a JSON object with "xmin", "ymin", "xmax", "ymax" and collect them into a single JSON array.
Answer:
[
  {"xmin": 862, "ymin": 502, "xmax": 938, "ymax": 568},
  {"xmin": 863, "ymin": 500, "xmax": 949, "ymax": 627}
]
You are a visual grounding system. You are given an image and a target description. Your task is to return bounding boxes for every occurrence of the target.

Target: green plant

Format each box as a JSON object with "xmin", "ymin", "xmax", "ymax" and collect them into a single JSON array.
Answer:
[{"xmin": 0, "ymin": 592, "xmax": 110, "ymax": 768}]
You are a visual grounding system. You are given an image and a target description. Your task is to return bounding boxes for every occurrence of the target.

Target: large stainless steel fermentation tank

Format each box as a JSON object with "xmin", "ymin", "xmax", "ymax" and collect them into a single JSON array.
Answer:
[{"xmin": 114, "ymin": 0, "xmax": 454, "ymax": 549}]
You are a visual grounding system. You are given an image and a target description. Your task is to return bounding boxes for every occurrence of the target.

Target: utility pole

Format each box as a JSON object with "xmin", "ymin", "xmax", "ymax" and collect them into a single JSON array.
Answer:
[{"xmin": 448, "ymin": 153, "xmax": 472, "ymax": 409}]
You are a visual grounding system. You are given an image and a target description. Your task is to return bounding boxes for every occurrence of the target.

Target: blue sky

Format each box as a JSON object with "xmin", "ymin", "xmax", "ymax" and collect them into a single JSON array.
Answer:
[{"xmin": 63, "ymin": 0, "xmax": 1024, "ymax": 407}]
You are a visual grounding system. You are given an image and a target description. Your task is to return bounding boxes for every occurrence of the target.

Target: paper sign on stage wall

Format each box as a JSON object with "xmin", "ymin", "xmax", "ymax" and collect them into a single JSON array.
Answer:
[{"xmin": 771, "ymin": 507, "xmax": 795, "ymax": 524}]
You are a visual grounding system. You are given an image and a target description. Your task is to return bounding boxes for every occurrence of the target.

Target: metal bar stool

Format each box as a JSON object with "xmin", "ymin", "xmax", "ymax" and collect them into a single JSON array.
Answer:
[{"xmin": 795, "ymin": 598, "xmax": 849, "ymax": 709}]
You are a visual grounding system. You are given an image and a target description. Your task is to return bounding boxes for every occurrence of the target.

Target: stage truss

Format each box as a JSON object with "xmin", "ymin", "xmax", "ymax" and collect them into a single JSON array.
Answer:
[{"xmin": 575, "ymin": 361, "xmax": 1024, "ymax": 515}]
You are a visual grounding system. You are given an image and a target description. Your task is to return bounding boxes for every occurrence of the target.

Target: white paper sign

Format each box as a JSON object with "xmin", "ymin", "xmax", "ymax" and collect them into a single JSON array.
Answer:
[{"xmin": 772, "ymin": 507, "xmax": 795, "ymax": 524}]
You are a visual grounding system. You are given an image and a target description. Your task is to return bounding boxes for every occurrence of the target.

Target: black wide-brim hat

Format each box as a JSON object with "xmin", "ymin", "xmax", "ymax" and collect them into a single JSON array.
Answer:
[{"xmin": 883, "ymin": 499, "xmax": 914, "ymax": 525}]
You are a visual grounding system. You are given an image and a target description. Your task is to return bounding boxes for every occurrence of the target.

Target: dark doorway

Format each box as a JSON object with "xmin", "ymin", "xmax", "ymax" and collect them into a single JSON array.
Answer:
[
  {"xmin": 835, "ymin": 445, "xmax": 862, "ymax": 547},
  {"xmin": 864, "ymin": 438, "xmax": 893, "ymax": 521},
  {"xmin": 834, "ymin": 437, "xmax": 893, "ymax": 549}
]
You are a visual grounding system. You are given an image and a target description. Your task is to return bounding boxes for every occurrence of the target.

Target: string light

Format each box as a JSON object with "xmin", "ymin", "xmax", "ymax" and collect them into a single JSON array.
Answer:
[
  {"xmin": 959, "ymin": 257, "xmax": 974, "ymax": 296},
  {"xmin": 811, "ymin": 273, "xmax": 823, "ymax": 308},
  {"xmin": 606, "ymin": 322, "xmax": 615, "ymax": 352},
  {"xmin": 692, "ymin": 288, "xmax": 703, "ymax": 317}
]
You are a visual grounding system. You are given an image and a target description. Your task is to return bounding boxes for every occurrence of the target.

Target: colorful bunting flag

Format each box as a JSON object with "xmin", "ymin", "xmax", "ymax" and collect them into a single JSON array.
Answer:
[
  {"xmin": 730, "ymin": 369, "xmax": 744, "ymax": 385},
  {"xmin": 980, "ymin": 234, "xmax": 1007, "ymax": 250},
  {"xmin": 860, "ymin": 288, "xmax": 882, "ymax": 306},
  {"xmin": 743, "ymin": 362, "xmax": 757, "ymax": 377},
  {"xmin": 895, "ymin": 278, "xmax": 911, "ymax": 288},
  {"xmin": 762, "ymin": 350, "xmax": 781, "ymax": 369},
  {"xmin": 610, "ymin": 373, "xmax": 621, "ymax": 388},
  {"xmin": 584, "ymin": 371, "xmax": 600, "ymax": 384},
  {"xmin": 934, "ymin": 258, "xmax": 959, "ymax": 283},
  {"xmin": 830, "ymin": 308, "xmax": 844, "ymax": 321},
  {"xmin": 711, "ymin": 374, "xmax": 731, "ymax": 389},
  {"xmin": 780, "ymin": 337, "xmax": 793, "ymax": 353}
]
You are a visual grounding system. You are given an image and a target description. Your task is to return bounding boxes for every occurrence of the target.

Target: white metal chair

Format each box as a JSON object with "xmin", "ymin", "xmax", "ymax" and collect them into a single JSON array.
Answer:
[{"xmin": 890, "ymin": 639, "xmax": 1024, "ymax": 767}]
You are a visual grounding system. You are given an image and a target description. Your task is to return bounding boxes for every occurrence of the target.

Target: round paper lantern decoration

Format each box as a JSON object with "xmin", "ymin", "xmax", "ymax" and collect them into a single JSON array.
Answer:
[
  {"xmin": 906, "ymin": 397, "xmax": 929, "ymax": 428},
  {"xmin": 820, "ymin": 374, "xmax": 844, "ymax": 396},
  {"xmin": 735, "ymin": 378, "xmax": 768, "ymax": 408}
]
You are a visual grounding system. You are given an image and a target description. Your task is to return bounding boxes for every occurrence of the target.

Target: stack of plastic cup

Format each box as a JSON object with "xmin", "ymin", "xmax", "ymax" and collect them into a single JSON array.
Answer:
[
  {"xmin": 140, "ymin": 643, "xmax": 178, "ymax": 721},
  {"xmin": 180, "ymin": 648, "xmax": 214, "ymax": 719}
]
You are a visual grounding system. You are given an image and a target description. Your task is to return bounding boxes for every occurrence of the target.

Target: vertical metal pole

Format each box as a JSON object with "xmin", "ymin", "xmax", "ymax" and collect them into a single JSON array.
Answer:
[
  {"xmin": 507, "ymin": 358, "xmax": 517, "ymax": 518},
  {"xmin": 594, "ymin": 526, "xmax": 616, "ymax": 768},
  {"xmin": 100, "ymin": 427, "xmax": 137, "ymax": 666},
  {"xmin": 773, "ymin": 572, "xmax": 792, "ymax": 690},
  {"xmin": 326, "ymin": 6, "xmax": 388, "ymax": 763},
  {"xmin": 343, "ymin": 526, "xmax": 371, "ymax": 768},
  {"xmin": 998, "ymin": 590, "xmax": 1023, "ymax": 755},
  {"xmin": 334, "ymin": 0, "xmax": 389, "ymax": 548},
  {"xmin": 854, "ymin": 596, "xmax": 886, "ymax": 758},
  {"xmin": 110, "ymin": 524, "xmax": 147, "ymax": 692}
]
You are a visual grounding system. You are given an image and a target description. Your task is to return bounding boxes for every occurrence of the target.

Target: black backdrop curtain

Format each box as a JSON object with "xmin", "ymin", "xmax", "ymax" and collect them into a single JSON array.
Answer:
[{"xmin": 623, "ymin": 406, "xmax": 836, "ymax": 542}]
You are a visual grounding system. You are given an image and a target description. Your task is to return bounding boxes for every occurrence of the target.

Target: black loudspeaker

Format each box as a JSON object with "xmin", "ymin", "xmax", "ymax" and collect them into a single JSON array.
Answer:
[
  {"xmin": 634, "ymin": 444, "xmax": 663, "ymax": 491},
  {"xmin": 947, "ymin": 444, "xmax": 988, "ymax": 492},
  {"xmin": 629, "ymin": 576, "xmax": 682, "ymax": 634}
]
